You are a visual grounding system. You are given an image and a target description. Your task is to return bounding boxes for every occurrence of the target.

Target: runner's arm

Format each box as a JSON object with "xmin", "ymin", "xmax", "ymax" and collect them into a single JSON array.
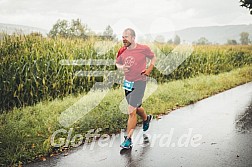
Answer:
[
  {"xmin": 142, "ymin": 55, "xmax": 156, "ymax": 76},
  {"xmin": 116, "ymin": 63, "xmax": 130, "ymax": 73},
  {"xmin": 116, "ymin": 63, "xmax": 124, "ymax": 69}
]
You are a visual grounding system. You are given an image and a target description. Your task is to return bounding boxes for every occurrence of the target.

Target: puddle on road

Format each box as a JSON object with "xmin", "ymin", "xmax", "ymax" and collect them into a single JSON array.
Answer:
[{"xmin": 235, "ymin": 99, "xmax": 252, "ymax": 133}]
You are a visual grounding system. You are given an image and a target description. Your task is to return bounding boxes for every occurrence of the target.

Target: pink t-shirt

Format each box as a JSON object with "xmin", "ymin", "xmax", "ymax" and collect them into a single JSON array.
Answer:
[{"xmin": 116, "ymin": 44, "xmax": 155, "ymax": 82}]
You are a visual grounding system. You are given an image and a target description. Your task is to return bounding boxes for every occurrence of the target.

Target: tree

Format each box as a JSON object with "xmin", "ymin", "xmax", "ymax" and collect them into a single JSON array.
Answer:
[
  {"xmin": 69, "ymin": 19, "xmax": 87, "ymax": 38},
  {"xmin": 48, "ymin": 19, "xmax": 69, "ymax": 38},
  {"xmin": 103, "ymin": 25, "xmax": 115, "ymax": 40},
  {"xmin": 174, "ymin": 35, "xmax": 181, "ymax": 45},
  {"xmin": 167, "ymin": 39, "xmax": 173, "ymax": 44},
  {"xmin": 48, "ymin": 19, "xmax": 88, "ymax": 39},
  {"xmin": 240, "ymin": 0, "xmax": 252, "ymax": 15},
  {"xmin": 240, "ymin": 32, "xmax": 250, "ymax": 45},
  {"xmin": 154, "ymin": 35, "xmax": 165, "ymax": 43},
  {"xmin": 103, "ymin": 25, "xmax": 112, "ymax": 37},
  {"xmin": 227, "ymin": 39, "xmax": 238, "ymax": 45},
  {"xmin": 195, "ymin": 37, "xmax": 210, "ymax": 45}
]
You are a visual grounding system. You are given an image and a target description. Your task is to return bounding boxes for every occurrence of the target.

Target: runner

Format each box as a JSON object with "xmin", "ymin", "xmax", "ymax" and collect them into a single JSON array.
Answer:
[{"xmin": 116, "ymin": 28, "xmax": 156, "ymax": 149}]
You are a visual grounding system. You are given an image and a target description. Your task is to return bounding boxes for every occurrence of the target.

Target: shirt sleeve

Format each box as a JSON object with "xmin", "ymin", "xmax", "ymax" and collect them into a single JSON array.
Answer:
[
  {"xmin": 116, "ymin": 56, "xmax": 122, "ymax": 64},
  {"xmin": 116, "ymin": 47, "xmax": 126, "ymax": 64},
  {"xmin": 144, "ymin": 46, "xmax": 155, "ymax": 59}
]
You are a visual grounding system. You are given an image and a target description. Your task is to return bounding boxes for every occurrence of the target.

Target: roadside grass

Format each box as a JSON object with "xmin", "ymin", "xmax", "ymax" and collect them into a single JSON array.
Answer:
[
  {"xmin": 0, "ymin": 65, "xmax": 252, "ymax": 166},
  {"xmin": 145, "ymin": 65, "xmax": 252, "ymax": 115}
]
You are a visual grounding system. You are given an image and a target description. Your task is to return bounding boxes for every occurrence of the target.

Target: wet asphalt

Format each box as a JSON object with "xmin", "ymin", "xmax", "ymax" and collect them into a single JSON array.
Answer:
[{"xmin": 26, "ymin": 82, "xmax": 252, "ymax": 167}]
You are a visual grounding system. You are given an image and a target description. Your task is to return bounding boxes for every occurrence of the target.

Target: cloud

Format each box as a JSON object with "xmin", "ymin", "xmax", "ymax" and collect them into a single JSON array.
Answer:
[
  {"xmin": 0, "ymin": 0, "xmax": 251, "ymax": 33},
  {"xmin": 171, "ymin": 8, "xmax": 197, "ymax": 20}
]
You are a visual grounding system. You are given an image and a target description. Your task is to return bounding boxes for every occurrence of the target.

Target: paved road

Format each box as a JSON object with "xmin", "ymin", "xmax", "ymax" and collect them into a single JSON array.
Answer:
[{"xmin": 26, "ymin": 82, "xmax": 252, "ymax": 167}]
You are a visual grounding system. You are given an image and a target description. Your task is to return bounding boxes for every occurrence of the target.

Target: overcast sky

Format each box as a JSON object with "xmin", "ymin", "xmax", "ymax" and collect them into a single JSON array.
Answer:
[{"xmin": 0, "ymin": 0, "xmax": 251, "ymax": 35}]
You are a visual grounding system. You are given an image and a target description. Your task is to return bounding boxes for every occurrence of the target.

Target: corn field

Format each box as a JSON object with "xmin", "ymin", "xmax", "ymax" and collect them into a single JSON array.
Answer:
[
  {"xmin": 151, "ymin": 43, "xmax": 252, "ymax": 81},
  {"xmin": 0, "ymin": 34, "xmax": 252, "ymax": 112}
]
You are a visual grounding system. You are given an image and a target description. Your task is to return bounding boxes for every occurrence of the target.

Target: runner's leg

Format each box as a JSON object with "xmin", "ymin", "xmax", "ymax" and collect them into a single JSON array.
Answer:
[
  {"xmin": 125, "ymin": 81, "xmax": 147, "ymax": 138},
  {"xmin": 127, "ymin": 105, "xmax": 137, "ymax": 138},
  {"xmin": 136, "ymin": 107, "xmax": 147, "ymax": 121}
]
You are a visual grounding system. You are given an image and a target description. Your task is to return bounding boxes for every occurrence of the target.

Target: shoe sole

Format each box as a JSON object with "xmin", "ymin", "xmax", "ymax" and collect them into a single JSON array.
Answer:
[
  {"xmin": 149, "ymin": 115, "xmax": 152, "ymax": 122},
  {"xmin": 143, "ymin": 115, "xmax": 152, "ymax": 131},
  {"xmin": 120, "ymin": 145, "xmax": 132, "ymax": 149}
]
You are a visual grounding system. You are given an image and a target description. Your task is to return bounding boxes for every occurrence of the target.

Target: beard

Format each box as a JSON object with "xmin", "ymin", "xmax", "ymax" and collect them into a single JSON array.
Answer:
[{"xmin": 123, "ymin": 40, "xmax": 131, "ymax": 47}]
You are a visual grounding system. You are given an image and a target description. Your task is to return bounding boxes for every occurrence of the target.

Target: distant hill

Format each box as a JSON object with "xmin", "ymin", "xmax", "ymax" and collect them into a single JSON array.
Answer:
[
  {"xmin": 1, "ymin": 23, "xmax": 251, "ymax": 44},
  {"xmin": 142, "ymin": 24, "xmax": 252, "ymax": 44},
  {"xmin": 176, "ymin": 24, "xmax": 252, "ymax": 44},
  {"xmin": 0, "ymin": 23, "xmax": 47, "ymax": 36}
]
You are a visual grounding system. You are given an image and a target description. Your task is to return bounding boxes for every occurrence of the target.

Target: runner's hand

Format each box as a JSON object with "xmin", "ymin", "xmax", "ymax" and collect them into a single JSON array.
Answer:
[
  {"xmin": 141, "ymin": 69, "xmax": 151, "ymax": 76},
  {"xmin": 123, "ymin": 65, "xmax": 130, "ymax": 73}
]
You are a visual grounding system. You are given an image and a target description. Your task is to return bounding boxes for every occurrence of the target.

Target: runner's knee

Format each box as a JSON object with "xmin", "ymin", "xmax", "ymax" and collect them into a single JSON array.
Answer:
[{"xmin": 128, "ymin": 106, "xmax": 137, "ymax": 115}]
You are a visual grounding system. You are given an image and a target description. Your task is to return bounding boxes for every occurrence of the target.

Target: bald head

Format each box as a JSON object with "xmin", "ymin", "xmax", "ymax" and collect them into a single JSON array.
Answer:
[{"xmin": 124, "ymin": 28, "xmax": 136, "ymax": 37}]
